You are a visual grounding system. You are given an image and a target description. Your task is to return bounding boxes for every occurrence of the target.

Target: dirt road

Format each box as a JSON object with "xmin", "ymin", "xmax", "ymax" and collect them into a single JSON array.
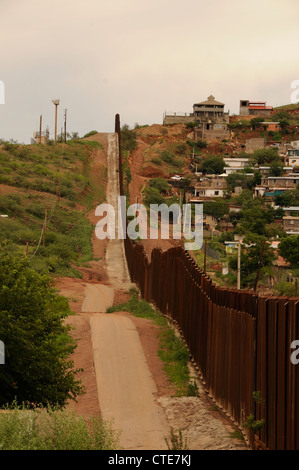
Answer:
[
  {"xmin": 87, "ymin": 133, "xmax": 169, "ymax": 449},
  {"xmin": 90, "ymin": 313, "xmax": 168, "ymax": 450}
]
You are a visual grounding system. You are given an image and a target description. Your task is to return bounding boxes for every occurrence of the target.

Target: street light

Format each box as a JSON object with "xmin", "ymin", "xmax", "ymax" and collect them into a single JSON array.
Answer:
[{"xmin": 52, "ymin": 99, "xmax": 60, "ymax": 142}]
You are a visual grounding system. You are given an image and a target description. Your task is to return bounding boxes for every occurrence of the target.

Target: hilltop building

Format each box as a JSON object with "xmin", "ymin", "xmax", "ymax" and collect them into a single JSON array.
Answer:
[
  {"xmin": 193, "ymin": 95, "xmax": 230, "ymax": 140},
  {"xmin": 239, "ymin": 100, "xmax": 273, "ymax": 117},
  {"xmin": 163, "ymin": 95, "xmax": 230, "ymax": 140},
  {"xmin": 31, "ymin": 128, "xmax": 49, "ymax": 144}
]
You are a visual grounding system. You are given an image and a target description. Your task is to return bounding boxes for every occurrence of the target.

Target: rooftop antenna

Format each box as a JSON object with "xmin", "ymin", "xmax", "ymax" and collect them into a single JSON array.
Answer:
[{"xmin": 52, "ymin": 99, "xmax": 60, "ymax": 142}]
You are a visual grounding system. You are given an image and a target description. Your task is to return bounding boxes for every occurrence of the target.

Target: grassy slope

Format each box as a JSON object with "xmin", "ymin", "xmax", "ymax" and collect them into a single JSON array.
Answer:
[{"xmin": 0, "ymin": 139, "xmax": 106, "ymax": 277}]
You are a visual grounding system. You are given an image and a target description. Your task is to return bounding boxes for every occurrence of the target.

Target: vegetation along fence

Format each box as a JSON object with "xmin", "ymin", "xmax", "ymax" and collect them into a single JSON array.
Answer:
[{"xmin": 115, "ymin": 116, "xmax": 299, "ymax": 450}]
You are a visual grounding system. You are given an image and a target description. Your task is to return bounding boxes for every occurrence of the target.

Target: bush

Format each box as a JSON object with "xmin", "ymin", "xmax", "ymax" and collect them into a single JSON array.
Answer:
[
  {"xmin": 0, "ymin": 246, "xmax": 84, "ymax": 407},
  {"xmin": 274, "ymin": 281, "xmax": 297, "ymax": 297},
  {"xmin": 149, "ymin": 178, "xmax": 170, "ymax": 193},
  {"xmin": 0, "ymin": 404, "xmax": 121, "ymax": 450},
  {"xmin": 195, "ymin": 139, "xmax": 207, "ymax": 149},
  {"xmin": 151, "ymin": 157, "xmax": 162, "ymax": 166},
  {"xmin": 83, "ymin": 130, "xmax": 98, "ymax": 138}
]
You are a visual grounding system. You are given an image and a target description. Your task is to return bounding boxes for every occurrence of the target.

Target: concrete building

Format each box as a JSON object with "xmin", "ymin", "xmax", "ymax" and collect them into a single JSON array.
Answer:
[
  {"xmin": 239, "ymin": 100, "xmax": 273, "ymax": 117},
  {"xmin": 193, "ymin": 174, "xmax": 227, "ymax": 198},
  {"xmin": 258, "ymin": 166, "xmax": 293, "ymax": 176},
  {"xmin": 31, "ymin": 129, "xmax": 49, "ymax": 144},
  {"xmin": 279, "ymin": 207, "xmax": 299, "ymax": 216},
  {"xmin": 163, "ymin": 111, "xmax": 194, "ymax": 125},
  {"xmin": 193, "ymin": 95, "xmax": 230, "ymax": 140},
  {"xmin": 223, "ymin": 157, "xmax": 249, "ymax": 168},
  {"xmin": 254, "ymin": 175, "xmax": 299, "ymax": 198},
  {"xmin": 287, "ymin": 148, "xmax": 299, "ymax": 168},
  {"xmin": 245, "ymin": 137, "xmax": 266, "ymax": 153},
  {"xmin": 290, "ymin": 140, "xmax": 299, "ymax": 149},
  {"xmin": 283, "ymin": 216, "xmax": 299, "ymax": 235},
  {"xmin": 261, "ymin": 175, "xmax": 299, "ymax": 189}
]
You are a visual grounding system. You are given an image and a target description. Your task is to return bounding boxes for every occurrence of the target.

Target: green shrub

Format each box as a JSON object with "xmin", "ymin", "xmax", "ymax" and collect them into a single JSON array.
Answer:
[
  {"xmin": 83, "ymin": 130, "xmax": 98, "ymax": 138},
  {"xmin": 0, "ymin": 404, "xmax": 121, "ymax": 450},
  {"xmin": 151, "ymin": 157, "xmax": 162, "ymax": 166}
]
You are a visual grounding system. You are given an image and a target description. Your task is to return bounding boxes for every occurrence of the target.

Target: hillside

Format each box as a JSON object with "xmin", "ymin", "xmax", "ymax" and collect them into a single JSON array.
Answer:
[
  {"xmin": 122, "ymin": 116, "xmax": 299, "ymax": 295},
  {"xmin": 0, "ymin": 138, "xmax": 107, "ymax": 277}
]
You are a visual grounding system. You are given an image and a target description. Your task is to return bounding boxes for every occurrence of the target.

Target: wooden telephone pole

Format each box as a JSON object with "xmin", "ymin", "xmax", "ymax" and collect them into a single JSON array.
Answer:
[
  {"xmin": 237, "ymin": 240, "xmax": 241, "ymax": 290},
  {"xmin": 254, "ymin": 240, "xmax": 266, "ymax": 292},
  {"xmin": 43, "ymin": 209, "xmax": 47, "ymax": 247},
  {"xmin": 39, "ymin": 115, "xmax": 42, "ymax": 144},
  {"xmin": 64, "ymin": 109, "xmax": 67, "ymax": 143}
]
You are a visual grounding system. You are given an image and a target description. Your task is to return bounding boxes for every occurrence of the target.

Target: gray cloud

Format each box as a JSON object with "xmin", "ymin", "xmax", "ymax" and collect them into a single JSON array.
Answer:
[{"xmin": 0, "ymin": 0, "xmax": 299, "ymax": 143}]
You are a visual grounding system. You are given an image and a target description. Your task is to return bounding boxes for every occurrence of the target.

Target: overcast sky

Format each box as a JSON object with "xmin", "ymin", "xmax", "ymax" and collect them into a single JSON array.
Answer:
[{"xmin": 0, "ymin": 0, "xmax": 299, "ymax": 144}]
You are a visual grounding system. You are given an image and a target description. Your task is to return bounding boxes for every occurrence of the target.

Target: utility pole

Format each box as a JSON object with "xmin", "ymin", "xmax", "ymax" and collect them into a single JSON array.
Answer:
[
  {"xmin": 254, "ymin": 240, "xmax": 266, "ymax": 292},
  {"xmin": 204, "ymin": 239, "xmax": 207, "ymax": 273},
  {"xmin": 58, "ymin": 168, "xmax": 61, "ymax": 203},
  {"xmin": 39, "ymin": 115, "xmax": 42, "ymax": 144},
  {"xmin": 52, "ymin": 99, "xmax": 60, "ymax": 142},
  {"xmin": 237, "ymin": 240, "xmax": 241, "ymax": 290},
  {"xmin": 64, "ymin": 109, "xmax": 67, "ymax": 143},
  {"xmin": 43, "ymin": 209, "xmax": 47, "ymax": 247}
]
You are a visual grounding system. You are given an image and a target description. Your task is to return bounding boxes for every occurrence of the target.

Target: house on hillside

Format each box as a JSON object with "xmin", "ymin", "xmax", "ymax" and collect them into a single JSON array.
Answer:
[
  {"xmin": 290, "ymin": 140, "xmax": 299, "ymax": 149},
  {"xmin": 193, "ymin": 95, "xmax": 230, "ymax": 141},
  {"xmin": 286, "ymin": 148, "xmax": 299, "ymax": 168},
  {"xmin": 193, "ymin": 174, "xmax": 227, "ymax": 198},
  {"xmin": 254, "ymin": 174, "xmax": 299, "ymax": 198},
  {"xmin": 261, "ymin": 175, "xmax": 299, "ymax": 189},
  {"xmin": 261, "ymin": 122, "xmax": 281, "ymax": 132},
  {"xmin": 258, "ymin": 166, "xmax": 293, "ymax": 176},
  {"xmin": 283, "ymin": 216, "xmax": 299, "ymax": 235},
  {"xmin": 239, "ymin": 100, "xmax": 273, "ymax": 117}
]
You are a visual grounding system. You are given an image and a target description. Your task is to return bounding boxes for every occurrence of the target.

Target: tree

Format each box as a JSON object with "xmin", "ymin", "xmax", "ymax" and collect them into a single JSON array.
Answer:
[
  {"xmin": 149, "ymin": 178, "xmax": 170, "ymax": 194},
  {"xmin": 226, "ymin": 173, "xmax": 255, "ymax": 191},
  {"xmin": 0, "ymin": 245, "xmax": 83, "ymax": 407},
  {"xmin": 275, "ymin": 187, "xmax": 299, "ymax": 207},
  {"xmin": 270, "ymin": 160, "xmax": 284, "ymax": 176},
  {"xmin": 237, "ymin": 199, "xmax": 276, "ymax": 235},
  {"xmin": 278, "ymin": 235, "xmax": 299, "ymax": 266},
  {"xmin": 196, "ymin": 139, "xmax": 208, "ymax": 149},
  {"xmin": 235, "ymin": 189, "xmax": 253, "ymax": 207},
  {"xmin": 250, "ymin": 117, "xmax": 264, "ymax": 130},
  {"xmin": 229, "ymin": 234, "xmax": 276, "ymax": 287},
  {"xmin": 250, "ymin": 148, "xmax": 280, "ymax": 165},
  {"xmin": 279, "ymin": 118, "xmax": 290, "ymax": 131},
  {"xmin": 199, "ymin": 156, "xmax": 224, "ymax": 175},
  {"xmin": 203, "ymin": 201, "xmax": 229, "ymax": 219},
  {"xmin": 120, "ymin": 124, "xmax": 138, "ymax": 153}
]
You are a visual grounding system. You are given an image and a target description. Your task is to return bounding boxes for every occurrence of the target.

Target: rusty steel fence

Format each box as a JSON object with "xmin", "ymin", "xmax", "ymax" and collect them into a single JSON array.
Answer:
[
  {"xmin": 115, "ymin": 117, "xmax": 299, "ymax": 450},
  {"xmin": 124, "ymin": 238, "xmax": 299, "ymax": 450}
]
